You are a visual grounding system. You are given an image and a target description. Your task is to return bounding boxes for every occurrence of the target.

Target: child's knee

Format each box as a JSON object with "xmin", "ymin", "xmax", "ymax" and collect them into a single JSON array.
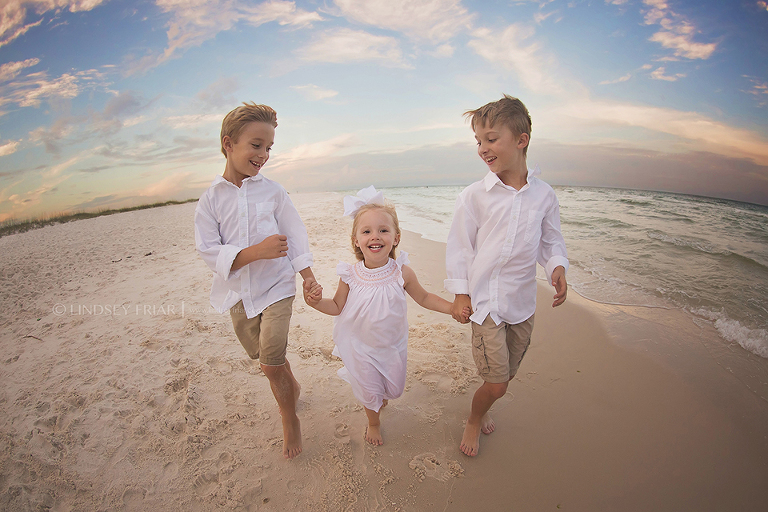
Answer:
[
  {"xmin": 260, "ymin": 362, "xmax": 286, "ymax": 380},
  {"xmin": 485, "ymin": 381, "xmax": 508, "ymax": 399}
]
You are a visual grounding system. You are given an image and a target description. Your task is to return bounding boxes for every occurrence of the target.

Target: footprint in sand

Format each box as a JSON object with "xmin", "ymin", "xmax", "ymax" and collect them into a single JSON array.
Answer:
[
  {"xmin": 206, "ymin": 357, "xmax": 232, "ymax": 375},
  {"xmin": 409, "ymin": 453, "xmax": 464, "ymax": 482},
  {"xmin": 193, "ymin": 468, "xmax": 220, "ymax": 496},
  {"xmin": 334, "ymin": 422, "xmax": 350, "ymax": 443}
]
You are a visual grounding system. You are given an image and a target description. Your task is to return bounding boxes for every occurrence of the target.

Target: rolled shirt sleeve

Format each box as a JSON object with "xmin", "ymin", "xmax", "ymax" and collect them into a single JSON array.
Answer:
[
  {"xmin": 444, "ymin": 195, "xmax": 476, "ymax": 295},
  {"xmin": 274, "ymin": 191, "xmax": 314, "ymax": 273},
  {"xmin": 194, "ymin": 199, "xmax": 244, "ymax": 281},
  {"xmin": 538, "ymin": 200, "xmax": 569, "ymax": 285}
]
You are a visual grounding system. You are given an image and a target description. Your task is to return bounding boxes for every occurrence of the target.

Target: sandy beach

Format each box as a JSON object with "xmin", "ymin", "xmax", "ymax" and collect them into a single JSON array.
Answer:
[{"xmin": 1, "ymin": 192, "xmax": 767, "ymax": 511}]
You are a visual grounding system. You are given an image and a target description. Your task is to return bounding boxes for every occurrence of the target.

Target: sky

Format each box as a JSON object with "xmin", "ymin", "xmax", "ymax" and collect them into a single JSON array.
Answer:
[{"xmin": 0, "ymin": 0, "xmax": 767, "ymax": 222}]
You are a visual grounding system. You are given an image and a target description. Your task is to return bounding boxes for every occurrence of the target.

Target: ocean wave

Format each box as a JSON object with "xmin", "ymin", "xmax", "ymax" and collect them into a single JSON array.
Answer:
[
  {"xmin": 646, "ymin": 230, "xmax": 731, "ymax": 256},
  {"xmin": 692, "ymin": 308, "xmax": 768, "ymax": 359},
  {"xmin": 618, "ymin": 198, "xmax": 653, "ymax": 207}
]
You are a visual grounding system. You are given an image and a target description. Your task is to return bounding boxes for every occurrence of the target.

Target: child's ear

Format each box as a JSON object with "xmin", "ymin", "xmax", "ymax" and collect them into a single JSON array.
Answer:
[
  {"xmin": 353, "ymin": 236, "xmax": 359, "ymax": 248},
  {"xmin": 222, "ymin": 135, "xmax": 233, "ymax": 153},
  {"xmin": 517, "ymin": 133, "xmax": 530, "ymax": 150}
]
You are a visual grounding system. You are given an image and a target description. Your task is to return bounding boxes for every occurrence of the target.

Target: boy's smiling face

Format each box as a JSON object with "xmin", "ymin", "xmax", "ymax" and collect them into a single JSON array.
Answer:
[
  {"xmin": 223, "ymin": 121, "xmax": 275, "ymax": 186},
  {"xmin": 474, "ymin": 122, "xmax": 529, "ymax": 184}
]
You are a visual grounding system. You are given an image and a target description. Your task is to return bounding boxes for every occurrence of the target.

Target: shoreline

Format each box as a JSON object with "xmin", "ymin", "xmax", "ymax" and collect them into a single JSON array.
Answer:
[{"xmin": 0, "ymin": 194, "xmax": 766, "ymax": 511}]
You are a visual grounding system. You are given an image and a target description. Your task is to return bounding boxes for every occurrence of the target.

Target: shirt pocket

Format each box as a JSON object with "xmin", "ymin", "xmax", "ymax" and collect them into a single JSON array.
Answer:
[
  {"xmin": 524, "ymin": 210, "xmax": 545, "ymax": 244},
  {"xmin": 255, "ymin": 201, "xmax": 278, "ymax": 234}
]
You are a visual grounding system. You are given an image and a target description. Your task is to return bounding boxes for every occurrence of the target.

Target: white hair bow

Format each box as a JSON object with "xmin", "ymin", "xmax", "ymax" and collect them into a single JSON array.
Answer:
[{"xmin": 343, "ymin": 185, "xmax": 385, "ymax": 218}]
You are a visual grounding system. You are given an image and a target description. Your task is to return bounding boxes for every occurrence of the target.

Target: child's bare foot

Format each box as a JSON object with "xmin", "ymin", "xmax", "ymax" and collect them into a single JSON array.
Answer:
[
  {"xmin": 365, "ymin": 424, "xmax": 383, "ymax": 446},
  {"xmin": 381, "ymin": 399, "xmax": 388, "ymax": 408},
  {"xmin": 283, "ymin": 414, "xmax": 302, "ymax": 459},
  {"xmin": 480, "ymin": 413, "xmax": 495, "ymax": 434},
  {"xmin": 460, "ymin": 419, "xmax": 481, "ymax": 457}
]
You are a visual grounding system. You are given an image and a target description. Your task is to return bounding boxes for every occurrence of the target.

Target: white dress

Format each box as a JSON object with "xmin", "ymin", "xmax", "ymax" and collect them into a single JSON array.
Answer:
[{"xmin": 332, "ymin": 252, "xmax": 410, "ymax": 412}]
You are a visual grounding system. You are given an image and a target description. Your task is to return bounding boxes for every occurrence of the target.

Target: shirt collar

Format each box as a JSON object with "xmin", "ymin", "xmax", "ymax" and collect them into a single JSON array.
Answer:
[
  {"xmin": 482, "ymin": 166, "xmax": 539, "ymax": 192},
  {"xmin": 211, "ymin": 173, "xmax": 264, "ymax": 188}
]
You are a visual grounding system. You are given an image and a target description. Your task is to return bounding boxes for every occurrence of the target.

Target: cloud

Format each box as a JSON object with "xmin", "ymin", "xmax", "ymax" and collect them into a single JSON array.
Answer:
[
  {"xmin": 427, "ymin": 43, "xmax": 454, "ymax": 58},
  {"xmin": 556, "ymin": 99, "xmax": 768, "ymax": 166},
  {"xmin": 128, "ymin": 0, "xmax": 321, "ymax": 73},
  {"xmin": 270, "ymin": 134, "xmax": 359, "ymax": 167},
  {"xmin": 0, "ymin": 58, "xmax": 40, "ymax": 81},
  {"xmin": 0, "ymin": 68, "xmax": 109, "ymax": 112},
  {"xmin": 533, "ymin": 141, "xmax": 768, "ymax": 206},
  {"xmin": 331, "ymin": 0, "xmax": 473, "ymax": 43},
  {"xmin": 743, "ymin": 76, "xmax": 768, "ymax": 107},
  {"xmin": 26, "ymin": 90, "xmax": 150, "ymax": 154},
  {"xmin": 139, "ymin": 171, "xmax": 194, "ymax": 197},
  {"xmin": 599, "ymin": 73, "xmax": 632, "ymax": 85},
  {"xmin": 296, "ymin": 28, "xmax": 408, "ymax": 67},
  {"xmin": 642, "ymin": 0, "xmax": 717, "ymax": 60},
  {"xmin": 266, "ymin": 141, "xmax": 480, "ymax": 192},
  {"xmin": 28, "ymin": 117, "xmax": 77, "ymax": 154},
  {"xmin": 468, "ymin": 25, "xmax": 565, "ymax": 95},
  {"xmin": 161, "ymin": 113, "xmax": 221, "ymax": 130},
  {"xmin": 290, "ymin": 84, "xmax": 339, "ymax": 101},
  {"xmin": 649, "ymin": 66, "xmax": 685, "ymax": 81},
  {"xmin": 0, "ymin": 141, "xmax": 20, "ymax": 156},
  {"xmin": 0, "ymin": 0, "xmax": 108, "ymax": 48},
  {"xmin": 196, "ymin": 76, "xmax": 240, "ymax": 109},
  {"xmin": 534, "ymin": 10, "xmax": 558, "ymax": 24}
]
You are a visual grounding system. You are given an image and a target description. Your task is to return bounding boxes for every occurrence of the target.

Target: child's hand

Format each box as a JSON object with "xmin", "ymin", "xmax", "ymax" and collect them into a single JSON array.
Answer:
[
  {"xmin": 451, "ymin": 294, "xmax": 472, "ymax": 324},
  {"xmin": 256, "ymin": 234, "xmax": 289, "ymax": 259},
  {"xmin": 551, "ymin": 266, "xmax": 567, "ymax": 307},
  {"xmin": 302, "ymin": 278, "xmax": 322, "ymax": 306}
]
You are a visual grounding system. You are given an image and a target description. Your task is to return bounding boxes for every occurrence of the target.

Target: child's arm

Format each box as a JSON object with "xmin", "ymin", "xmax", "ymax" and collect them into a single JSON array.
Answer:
[
  {"xmin": 304, "ymin": 278, "xmax": 349, "ymax": 316},
  {"xmin": 538, "ymin": 198, "xmax": 569, "ymax": 308},
  {"xmin": 299, "ymin": 267, "xmax": 322, "ymax": 301},
  {"xmin": 444, "ymin": 193, "xmax": 476, "ymax": 324},
  {"xmin": 403, "ymin": 265, "xmax": 470, "ymax": 320},
  {"xmin": 231, "ymin": 234, "xmax": 289, "ymax": 271}
]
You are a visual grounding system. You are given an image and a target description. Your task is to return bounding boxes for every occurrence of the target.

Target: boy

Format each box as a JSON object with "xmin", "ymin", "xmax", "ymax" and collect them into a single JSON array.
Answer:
[
  {"xmin": 445, "ymin": 95, "xmax": 569, "ymax": 457},
  {"xmin": 194, "ymin": 102, "xmax": 320, "ymax": 459}
]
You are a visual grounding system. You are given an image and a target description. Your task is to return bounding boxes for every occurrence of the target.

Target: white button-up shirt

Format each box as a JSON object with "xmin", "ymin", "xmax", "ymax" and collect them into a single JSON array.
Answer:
[
  {"xmin": 194, "ymin": 174, "xmax": 313, "ymax": 319},
  {"xmin": 445, "ymin": 169, "xmax": 569, "ymax": 325}
]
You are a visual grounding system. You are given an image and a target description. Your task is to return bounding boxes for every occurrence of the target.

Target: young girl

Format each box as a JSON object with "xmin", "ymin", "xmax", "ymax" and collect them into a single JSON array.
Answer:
[{"xmin": 303, "ymin": 186, "xmax": 469, "ymax": 445}]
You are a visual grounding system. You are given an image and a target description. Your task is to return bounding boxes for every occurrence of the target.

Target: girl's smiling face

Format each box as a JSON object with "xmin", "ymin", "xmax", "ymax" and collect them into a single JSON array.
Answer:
[{"xmin": 353, "ymin": 208, "xmax": 400, "ymax": 269}]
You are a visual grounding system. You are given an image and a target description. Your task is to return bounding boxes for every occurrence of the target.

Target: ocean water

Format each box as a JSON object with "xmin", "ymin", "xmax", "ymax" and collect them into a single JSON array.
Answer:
[{"xmin": 379, "ymin": 185, "xmax": 768, "ymax": 360}]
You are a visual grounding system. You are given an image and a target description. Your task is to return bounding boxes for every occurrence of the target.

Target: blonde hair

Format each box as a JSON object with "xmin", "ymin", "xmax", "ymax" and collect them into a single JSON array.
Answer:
[
  {"xmin": 464, "ymin": 94, "xmax": 532, "ymax": 155},
  {"xmin": 351, "ymin": 203, "xmax": 401, "ymax": 261},
  {"xmin": 220, "ymin": 102, "xmax": 278, "ymax": 157}
]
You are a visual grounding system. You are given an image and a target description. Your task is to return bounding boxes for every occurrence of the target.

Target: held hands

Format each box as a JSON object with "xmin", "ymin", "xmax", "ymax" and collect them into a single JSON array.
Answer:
[
  {"xmin": 551, "ymin": 266, "xmax": 567, "ymax": 307},
  {"xmin": 451, "ymin": 294, "xmax": 472, "ymax": 324},
  {"xmin": 302, "ymin": 278, "xmax": 322, "ymax": 307}
]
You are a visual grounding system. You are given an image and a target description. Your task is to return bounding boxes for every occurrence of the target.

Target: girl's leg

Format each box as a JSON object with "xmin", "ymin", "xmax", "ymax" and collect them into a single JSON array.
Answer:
[{"xmin": 364, "ymin": 406, "xmax": 383, "ymax": 445}]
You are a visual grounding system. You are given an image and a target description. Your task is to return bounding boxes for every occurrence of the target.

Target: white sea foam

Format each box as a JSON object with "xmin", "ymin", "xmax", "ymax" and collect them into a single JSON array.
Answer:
[{"xmin": 692, "ymin": 308, "xmax": 768, "ymax": 359}]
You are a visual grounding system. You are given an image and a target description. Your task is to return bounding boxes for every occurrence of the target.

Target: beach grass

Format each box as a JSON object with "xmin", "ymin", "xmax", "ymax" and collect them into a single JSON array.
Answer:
[{"xmin": 0, "ymin": 198, "xmax": 198, "ymax": 238}]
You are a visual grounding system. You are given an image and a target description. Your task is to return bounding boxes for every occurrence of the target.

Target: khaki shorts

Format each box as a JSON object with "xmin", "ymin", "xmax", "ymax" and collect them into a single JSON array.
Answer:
[
  {"xmin": 471, "ymin": 314, "xmax": 535, "ymax": 383},
  {"xmin": 229, "ymin": 296, "xmax": 294, "ymax": 366}
]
